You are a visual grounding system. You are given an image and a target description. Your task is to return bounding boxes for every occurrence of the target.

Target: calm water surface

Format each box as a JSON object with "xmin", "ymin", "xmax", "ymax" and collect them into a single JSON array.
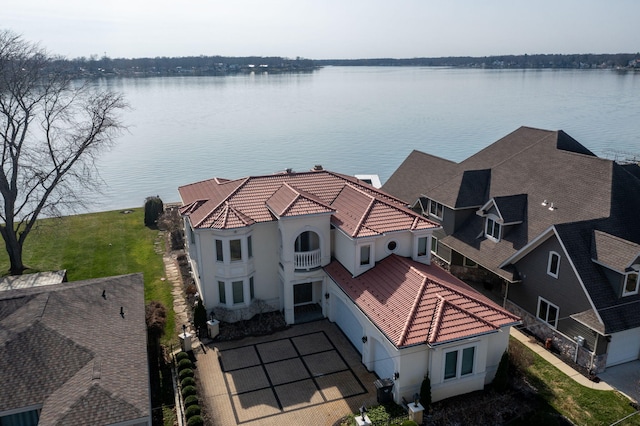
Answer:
[{"xmin": 92, "ymin": 67, "xmax": 640, "ymax": 212}]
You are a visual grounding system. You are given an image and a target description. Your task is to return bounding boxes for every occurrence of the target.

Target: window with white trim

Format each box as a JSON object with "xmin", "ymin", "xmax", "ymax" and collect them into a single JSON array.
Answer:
[
  {"xmin": 485, "ymin": 217, "xmax": 501, "ymax": 241},
  {"xmin": 547, "ymin": 251, "xmax": 560, "ymax": 278},
  {"xmin": 218, "ymin": 281, "xmax": 226, "ymax": 304},
  {"xmin": 248, "ymin": 235, "xmax": 253, "ymax": 258},
  {"xmin": 215, "ymin": 239, "xmax": 224, "ymax": 262},
  {"xmin": 429, "ymin": 200, "xmax": 444, "ymax": 219},
  {"xmin": 537, "ymin": 297, "xmax": 559, "ymax": 328},
  {"xmin": 230, "ymin": 239, "xmax": 242, "ymax": 261},
  {"xmin": 431, "ymin": 236, "xmax": 438, "ymax": 254},
  {"xmin": 623, "ymin": 272, "xmax": 639, "ymax": 296},
  {"xmin": 359, "ymin": 245, "xmax": 373, "ymax": 266},
  {"xmin": 417, "ymin": 237, "xmax": 428, "ymax": 257},
  {"xmin": 444, "ymin": 346, "xmax": 475, "ymax": 380},
  {"xmin": 232, "ymin": 280, "xmax": 244, "ymax": 304}
]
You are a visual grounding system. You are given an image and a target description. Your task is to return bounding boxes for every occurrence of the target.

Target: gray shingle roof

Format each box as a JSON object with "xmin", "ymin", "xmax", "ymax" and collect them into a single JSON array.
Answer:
[
  {"xmin": 384, "ymin": 126, "xmax": 640, "ymax": 334},
  {"xmin": 0, "ymin": 274, "xmax": 150, "ymax": 425}
]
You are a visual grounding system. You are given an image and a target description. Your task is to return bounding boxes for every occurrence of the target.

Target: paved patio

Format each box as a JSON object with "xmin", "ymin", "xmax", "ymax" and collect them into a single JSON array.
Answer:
[{"xmin": 193, "ymin": 320, "xmax": 380, "ymax": 426}]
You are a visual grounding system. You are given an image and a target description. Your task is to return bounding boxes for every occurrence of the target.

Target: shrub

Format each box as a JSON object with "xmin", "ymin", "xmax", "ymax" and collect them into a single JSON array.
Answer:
[
  {"xmin": 181, "ymin": 385, "xmax": 197, "ymax": 398},
  {"xmin": 179, "ymin": 368, "xmax": 194, "ymax": 380},
  {"xmin": 420, "ymin": 373, "xmax": 432, "ymax": 411},
  {"xmin": 181, "ymin": 377, "xmax": 196, "ymax": 388},
  {"xmin": 144, "ymin": 196, "xmax": 163, "ymax": 227},
  {"xmin": 401, "ymin": 421, "xmax": 418, "ymax": 426},
  {"xmin": 193, "ymin": 302, "xmax": 208, "ymax": 335},
  {"xmin": 493, "ymin": 351, "xmax": 510, "ymax": 392},
  {"xmin": 184, "ymin": 395, "xmax": 199, "ymax": 408},
  {"xmin": 178, "ymin": 358, "xmax": 194, "ymax": 371},
  {"xmin": 176, "ymin": 351, "xmax": 190, "ymax": 362},
  {"xmin": 185, "ymin": 405, "xmax": 201, "ymax": 419},
  {"xmin": 187, "ymin": 416, "xmax": 204, "ymax": 426}
]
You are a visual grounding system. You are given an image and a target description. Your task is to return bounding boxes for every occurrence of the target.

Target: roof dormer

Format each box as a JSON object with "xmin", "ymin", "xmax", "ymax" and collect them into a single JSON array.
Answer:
[{"xmin": 476, "ymin": 194, "xmax": 527, "ymax": 242}]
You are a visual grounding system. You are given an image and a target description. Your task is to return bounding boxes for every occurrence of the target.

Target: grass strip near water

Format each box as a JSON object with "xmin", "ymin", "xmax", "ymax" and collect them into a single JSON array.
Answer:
[
  {"xmin": 512, "ymin": 338, "xmax": 640, "ymax": 426},
  {"xmin": 0, "ymin": 208, "xmax": 176, "ymax": 345}
]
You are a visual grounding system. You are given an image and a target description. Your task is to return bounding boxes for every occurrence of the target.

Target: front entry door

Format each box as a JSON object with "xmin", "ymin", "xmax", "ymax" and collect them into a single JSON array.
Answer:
[{"xmin": 294, "ymin": 283, "xmax": 313, "ymax": 305}]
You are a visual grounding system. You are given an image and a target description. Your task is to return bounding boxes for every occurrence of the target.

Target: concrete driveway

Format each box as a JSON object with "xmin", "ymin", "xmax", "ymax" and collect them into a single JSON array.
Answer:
[{"xmin": 193, "ymin": 320, "xmax": 380, "ymax": 426}]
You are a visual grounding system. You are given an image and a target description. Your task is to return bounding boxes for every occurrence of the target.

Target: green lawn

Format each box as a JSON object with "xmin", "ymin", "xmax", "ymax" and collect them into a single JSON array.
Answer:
[
  {"xmin": 0, "ymin": 209, "xmax": 176, "ymax": 345},
  {"xmin": 512, "ymin": 338, "xmax": 640, "ymax": 425}
]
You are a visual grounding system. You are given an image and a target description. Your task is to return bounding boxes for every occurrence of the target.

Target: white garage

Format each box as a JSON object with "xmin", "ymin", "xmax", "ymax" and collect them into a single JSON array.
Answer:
[
  {"xmin": 334, "ymin": 296, "xmax": 363, "ymax": 354},
  {"xmin": 371, "ymin": 337, "xmax": 395, "ymax": 380},
  {"xmin": 606, "ymin": 327, "xmax": 640, "ymax": 367}
]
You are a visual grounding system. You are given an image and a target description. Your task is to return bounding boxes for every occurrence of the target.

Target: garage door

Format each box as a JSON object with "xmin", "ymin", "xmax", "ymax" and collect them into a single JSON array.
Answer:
[
  {"xmin": 607, "ymin": 328, "xmax": 640, "ymax": 367},
  {"xmin": 372, "ymin": 338, "xmax": 394, "ymax": 380},
  {"xmin": 335, "ymin": 297, "xmax": 363, "ymax": 354}
]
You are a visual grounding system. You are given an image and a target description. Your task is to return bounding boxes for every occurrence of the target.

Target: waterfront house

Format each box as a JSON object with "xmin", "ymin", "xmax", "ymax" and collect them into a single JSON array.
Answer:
[
  {"xmin": 383, "ymin": 126, "xmax": 640, "ymax": 372},
  {"xmin": 0, "ymin": 273, "xmax": 151, "ymax": 426},
  {"xmin": 178, "ymin": 167, "xmax": 519, "ymax": 402}
]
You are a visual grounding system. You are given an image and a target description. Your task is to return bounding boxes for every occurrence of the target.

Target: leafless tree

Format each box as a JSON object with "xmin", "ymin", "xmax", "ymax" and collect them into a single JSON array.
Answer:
[{"xmin": 0, "ymin": 30, "xmax": 127, "ymax": 274}]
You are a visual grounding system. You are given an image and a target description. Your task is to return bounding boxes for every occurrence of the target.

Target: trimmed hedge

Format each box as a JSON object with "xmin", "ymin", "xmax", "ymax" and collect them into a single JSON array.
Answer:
[
  {"xmin": 185, "ymin": 405, "xmax": 201, "ymax": 419},
  {"xmin": 179, "ymin": 368, "xmax": 194, "ymax": 380},
  {"xmin": 184, "ymin": 395, "xmax": 199, "ymax": 408},
  {"xmin": 178, "ymin": 358, "xmax": 194, "ymax": 371},
  {"xmin": 181, "ymin": 377, "xmax": 196, "ymax": 388},
  {"xmin": 176, "ymin": 351, "xmax": 190, "ymax": 362},
  {"xmin": 187, "ymin": 415, "xmax": 204, "ymax": 426},
  {"xmin": 181, "ymin": 385, "xmax": 197, "ymax": 398}
]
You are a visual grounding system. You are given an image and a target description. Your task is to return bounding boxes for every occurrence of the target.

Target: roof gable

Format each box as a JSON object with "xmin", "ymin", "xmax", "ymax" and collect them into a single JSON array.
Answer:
[
  {"xmin": 326, "ymin": 255, "xmax": 519, "ymax": 348},
  {"xmin": 180, "ymin": 169, "xmax": 438, "ymax": 237},
  {"xmin": 592, "ymin": 230, "xmax": 640, "ymax": 273}
]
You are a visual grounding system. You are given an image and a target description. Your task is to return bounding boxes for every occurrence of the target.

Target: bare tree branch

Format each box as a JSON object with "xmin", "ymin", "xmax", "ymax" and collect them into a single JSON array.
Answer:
[{"xmin": 0, "ymin": 30, "xmax": 128, "ymax": 274}]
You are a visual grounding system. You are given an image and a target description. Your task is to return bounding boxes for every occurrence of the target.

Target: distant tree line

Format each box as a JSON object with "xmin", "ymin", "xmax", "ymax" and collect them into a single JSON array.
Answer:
[
  {"xmin": 317, "ymin": 53, "xmax": 640, "ymax": 69},
  {"xmin": 48, "ymin": 52, "xmax": 640, "ymax": 79},
  {"xmin": 54, "ymin": 55, "xmax": 319, "ymax": 78}
]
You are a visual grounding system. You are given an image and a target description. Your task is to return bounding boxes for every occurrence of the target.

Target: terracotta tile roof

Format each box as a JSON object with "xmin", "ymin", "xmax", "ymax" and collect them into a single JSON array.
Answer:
[
  {"xmin": 266, "ymin": 183, "xmax": 335, "ymax": 217},
  {"xmin": 0, "ymin": 274, "xmax": 150, "ymax": 425},
  {"xmin": 179, "ymin": 169, "xmax": 438, "ymax": 235},
  {"xmin": 325, "ymin": 255, "xmax": 519, "ymax": 348}
]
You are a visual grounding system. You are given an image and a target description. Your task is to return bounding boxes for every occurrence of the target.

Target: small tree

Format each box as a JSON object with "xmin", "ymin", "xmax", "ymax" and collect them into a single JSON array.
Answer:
[
  {"xmin": 144, "ymin": 196, "xmax": 164, "ymax": 227},
  {"xmin": 193, "ymin": 302, "xmax": 208, "ymax": 337},
  {"xmin": 493, "ymin": 351, "xmax": 510, "ymax": 392},
  {"xmin": 420, "ymin": 373, "xmax": 432, "ymax": 413}
]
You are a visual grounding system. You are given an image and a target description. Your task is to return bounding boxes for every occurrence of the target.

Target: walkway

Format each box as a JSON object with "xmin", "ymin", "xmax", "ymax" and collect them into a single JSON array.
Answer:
[{"xmin": 510, "ymin": 327, "xmax": 640, "ymax": 402}]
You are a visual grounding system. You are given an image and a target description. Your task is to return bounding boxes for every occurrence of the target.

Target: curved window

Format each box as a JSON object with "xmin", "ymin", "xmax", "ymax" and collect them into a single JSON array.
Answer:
[
  {"xmin": 295, "ymin": 231, "xmax": 320, "ymax": 252},
  {"xmin": 387, "ymin": 240, "xmax": 397, "ymax": 252}
]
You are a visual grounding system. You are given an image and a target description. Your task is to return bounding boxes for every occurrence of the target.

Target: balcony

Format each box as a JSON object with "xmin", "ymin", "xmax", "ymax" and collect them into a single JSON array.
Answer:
[{"xmin": 294, "ymin": 248, "xmax": 322, "ymax": 270}]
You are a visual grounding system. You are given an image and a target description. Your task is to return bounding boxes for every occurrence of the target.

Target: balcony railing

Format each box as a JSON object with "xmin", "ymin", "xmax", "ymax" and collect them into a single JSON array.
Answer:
[{"xmin": 294, "ymin": 248, "xmax": 322, "ymax": 270}]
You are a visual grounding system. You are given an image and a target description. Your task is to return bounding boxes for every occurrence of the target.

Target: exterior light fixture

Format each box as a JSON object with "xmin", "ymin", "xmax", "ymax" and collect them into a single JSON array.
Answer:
[
  {"xmin": 394, "ymin": 371, "xmax": 400, "ymax": 380},
  {"xmin": 325, "ymin": 292, "xmax": 330, "ymax": 299},
  {"xmin": 361, "ymin": 336, "xmax": 368, "ymax": 343}
]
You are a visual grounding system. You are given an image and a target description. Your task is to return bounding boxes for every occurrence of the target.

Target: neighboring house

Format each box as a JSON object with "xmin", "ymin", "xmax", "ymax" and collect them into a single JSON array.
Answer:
[
  {"xmin": 383, "ymin": 126, "xmax": 640, "ymax": 373},
  {"xmin": 178, "ymin": 167, "xmax": 519, "ymax": 402},
  {"xmin": 0, "ymin": 273, "xmax": 151, "ymax": 426}
]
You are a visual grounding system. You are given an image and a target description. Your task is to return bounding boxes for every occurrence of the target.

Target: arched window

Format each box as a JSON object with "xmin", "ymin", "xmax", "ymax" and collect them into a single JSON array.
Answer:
[{"xmin": 294, "ymin": 231, "xmax": 320, "ymax": 252}]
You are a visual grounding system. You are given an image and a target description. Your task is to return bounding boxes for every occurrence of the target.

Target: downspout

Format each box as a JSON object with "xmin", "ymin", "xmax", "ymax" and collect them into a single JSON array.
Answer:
[{"xmin": 503, "ymin": 280, "xmax": 509, "ymax": 309}]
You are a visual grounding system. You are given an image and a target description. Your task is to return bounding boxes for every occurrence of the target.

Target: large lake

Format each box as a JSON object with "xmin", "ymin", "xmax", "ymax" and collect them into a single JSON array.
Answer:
[{"xmin": 93, "ymin": 67, "xmax": 639, "ymax": 212}]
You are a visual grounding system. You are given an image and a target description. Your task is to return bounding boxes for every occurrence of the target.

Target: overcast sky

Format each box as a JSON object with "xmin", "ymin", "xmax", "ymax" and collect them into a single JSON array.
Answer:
[{"xmin": 5, "ymin": 0, "xmax": 639, "ymax": 60}]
